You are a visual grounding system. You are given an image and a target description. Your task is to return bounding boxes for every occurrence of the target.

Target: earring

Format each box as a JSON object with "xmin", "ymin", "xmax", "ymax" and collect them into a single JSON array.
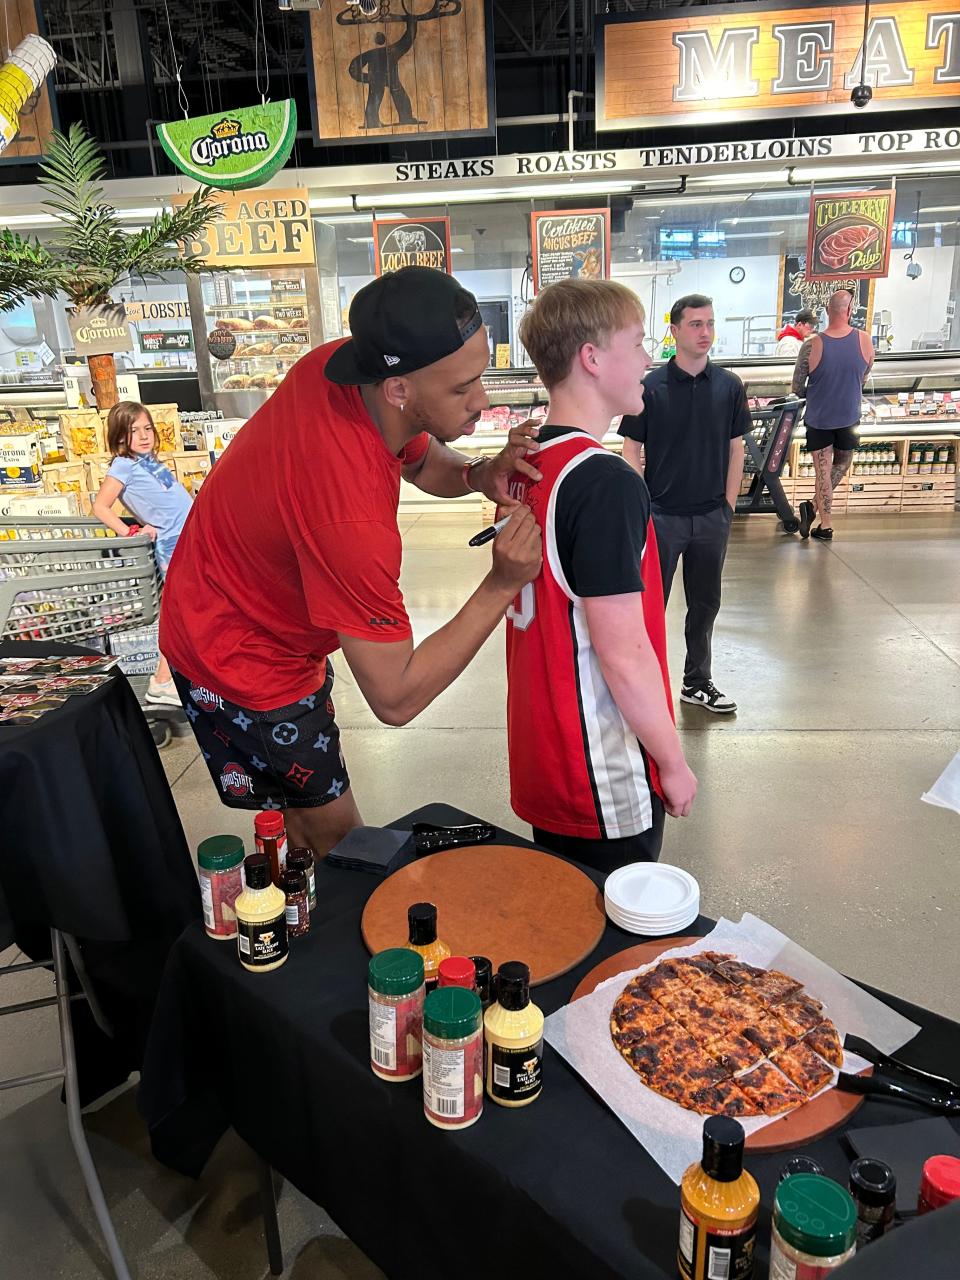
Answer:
[{"xmin": 400, "ymin": 402, "xmax": 405, "ymax": 413}]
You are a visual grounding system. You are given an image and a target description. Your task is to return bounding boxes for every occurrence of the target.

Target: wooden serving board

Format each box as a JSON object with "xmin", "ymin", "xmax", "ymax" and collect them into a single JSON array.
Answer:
[
  {"xmin": 571, "ymin": 938, "xmax": 867, "ymax": 1153},
  {"xmin": 361, "ymin": 844, "xmax": 606, "ymax": 987}
]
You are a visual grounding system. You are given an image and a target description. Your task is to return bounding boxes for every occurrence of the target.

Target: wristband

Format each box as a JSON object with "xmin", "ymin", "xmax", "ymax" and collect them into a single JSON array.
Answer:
[{"xmin": 461, "ymin": 456, "xmax": 485, "ymax": 493}]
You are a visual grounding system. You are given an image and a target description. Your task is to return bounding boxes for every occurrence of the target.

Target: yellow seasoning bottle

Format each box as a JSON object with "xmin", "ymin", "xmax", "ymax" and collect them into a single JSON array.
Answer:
[
  {"xmin": 403, "ymin": 902, "xmax": 450, "ymax": 991},
  {"xmin": 234, "ymin": 854, "xmax": 289, "ymax": 973},
  {"xmin": 484, "ymin": 961, "xmax": 543, "ymax": 1107},
  {"xmin": 678, "ymin": 1116, "xmax": 758, "ymax": 1280}
]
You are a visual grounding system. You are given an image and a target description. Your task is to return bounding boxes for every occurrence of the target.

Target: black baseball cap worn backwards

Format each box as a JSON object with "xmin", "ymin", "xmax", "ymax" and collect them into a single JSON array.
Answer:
[{"xmin": 325, "ymin": 266, "xmax": 483, "ymax": 386}]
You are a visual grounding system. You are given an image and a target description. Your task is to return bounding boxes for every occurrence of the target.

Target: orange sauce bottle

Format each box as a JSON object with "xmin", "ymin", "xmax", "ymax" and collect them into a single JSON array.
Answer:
[
  {"xmin": 678, "ymin": 1116, "xmax": 758, "ymax": 1280},
  {"xmin": 403, "ymin": 902, "xmax": 450, "ymax": 991}
]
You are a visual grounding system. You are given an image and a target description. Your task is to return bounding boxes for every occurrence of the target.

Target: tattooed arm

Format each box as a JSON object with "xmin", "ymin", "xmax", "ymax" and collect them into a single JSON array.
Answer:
[{"xmin": 791, "ymin": 335, "xmax": 816, "ymax": 396}]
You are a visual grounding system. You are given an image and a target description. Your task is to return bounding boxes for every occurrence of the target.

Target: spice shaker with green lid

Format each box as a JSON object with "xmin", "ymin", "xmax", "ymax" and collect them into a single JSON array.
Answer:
[
  {"xmin": 197, "ymin": 834, "xmax": 245, "ymax": 940},
  {"xmin": 368, "ymin": 948, "xmax": 425, "ymax": 1082},
  {"xmin": 770, "ymin": 1174, "xmax": 857, "ymax": 1277}
]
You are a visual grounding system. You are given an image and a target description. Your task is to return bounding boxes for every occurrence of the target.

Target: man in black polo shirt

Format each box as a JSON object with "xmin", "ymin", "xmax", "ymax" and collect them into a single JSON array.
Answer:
[{"xmin": 619, "ymin": 293, "xmax": 750, "ymax": 714}]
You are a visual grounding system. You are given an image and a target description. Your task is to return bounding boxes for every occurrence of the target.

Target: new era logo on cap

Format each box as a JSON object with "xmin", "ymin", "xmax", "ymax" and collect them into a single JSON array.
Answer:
[{"xmin": 383, "ymin": 354, "xmax": 400, "ymax": 366}]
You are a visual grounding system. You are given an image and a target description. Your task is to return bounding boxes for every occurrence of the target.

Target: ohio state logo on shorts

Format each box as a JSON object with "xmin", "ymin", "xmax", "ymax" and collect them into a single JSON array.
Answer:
[
  {"xmin": 220, "ymin": 762, "xmax": 253, "ymax": 798},
  {"xmin": 190, "ymin": 684, "xmax": 223, "ymax": 713}
]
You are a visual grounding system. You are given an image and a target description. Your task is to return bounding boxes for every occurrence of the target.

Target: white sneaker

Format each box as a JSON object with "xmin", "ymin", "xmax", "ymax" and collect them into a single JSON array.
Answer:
[
  {"xmin": 146, "ymin": 679, "xmax": 181, "ymax": 708},
  {"xmin": 680, "ymin": 682, "xmax": 737, "ymax": 714}
]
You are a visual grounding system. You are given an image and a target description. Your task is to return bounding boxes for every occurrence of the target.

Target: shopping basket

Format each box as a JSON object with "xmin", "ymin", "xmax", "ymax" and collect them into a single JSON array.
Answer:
[
  {"xmin": 0, "ymin": 516, "xmax": 181, "ymax": 746},
  {"xmin": 735, "ymin": 401, "xmax": 803, "ymax": 532},
  {"xmin": 0, "ymin": 517, "xmax": 160, "ymax": 644}
]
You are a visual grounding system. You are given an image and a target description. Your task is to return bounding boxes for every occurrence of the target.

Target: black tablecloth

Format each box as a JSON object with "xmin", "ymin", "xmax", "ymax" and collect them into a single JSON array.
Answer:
[
  {"xmin": 139, "ymin": 804, "xmax": 960, "ymax": 1279},
  {"xmin": 0, "ymin": 641, "xmax": 201, "ymax": 1099}
]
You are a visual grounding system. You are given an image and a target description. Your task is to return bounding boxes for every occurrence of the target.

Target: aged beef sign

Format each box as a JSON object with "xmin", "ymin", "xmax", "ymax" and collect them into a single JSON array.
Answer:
[
  {"xmin": 806, "ymin": 190, "xmax": 894, "ymax": 280},
  {"xmin": 373, "ymin": 217, "xmax": 451, "ymax": 276},
  {"xmin": 597, "ymin": 1, "xmax": 960, "ymax": 130},
  {"xmin": 309, "ymin": 0, "xmax": 494, "ymax": 146}
]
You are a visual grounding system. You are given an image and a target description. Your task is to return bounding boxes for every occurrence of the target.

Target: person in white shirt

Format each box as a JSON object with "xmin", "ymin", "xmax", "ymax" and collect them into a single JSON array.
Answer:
[{"xmin": 775, "ymin": 309, "xmax": 817, "ymax": 357}]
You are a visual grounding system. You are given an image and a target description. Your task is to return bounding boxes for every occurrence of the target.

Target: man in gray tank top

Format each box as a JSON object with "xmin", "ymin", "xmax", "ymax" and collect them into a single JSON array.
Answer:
[{"xmin": 792, "ymin": 290, "xmax": 874, "ymax": 541}]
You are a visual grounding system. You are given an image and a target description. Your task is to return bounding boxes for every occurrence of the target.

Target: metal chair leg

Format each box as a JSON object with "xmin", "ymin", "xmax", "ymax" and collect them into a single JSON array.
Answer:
[
  {"xmin": 51, "ymin": 928, "xmax": 132, "ymax": 1280},
  {"xmin": 62, "ymin": 932, "xmax": 114, "ymax": 1040},
  {"xmin": 254, "ymin": 1151, "xmax": 284, "ymax": 1276}
]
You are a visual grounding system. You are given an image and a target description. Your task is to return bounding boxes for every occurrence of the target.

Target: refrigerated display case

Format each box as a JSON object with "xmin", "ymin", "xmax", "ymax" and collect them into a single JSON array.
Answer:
[{"xmin": 185, "ymin": 266, "xmax": 321, "ymax": 416}]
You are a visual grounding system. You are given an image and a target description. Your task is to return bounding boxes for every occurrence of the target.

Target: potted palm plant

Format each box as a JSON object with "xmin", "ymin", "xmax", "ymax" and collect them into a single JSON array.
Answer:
[{"xmin": 0, "ymin": 122, "xmax": 224, "ymax": 409}]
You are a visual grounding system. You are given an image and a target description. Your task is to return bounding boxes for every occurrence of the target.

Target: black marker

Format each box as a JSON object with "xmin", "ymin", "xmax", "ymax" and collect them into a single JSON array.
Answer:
[{"xmin": 468, "ymin": 514, "xmax": 511, "ymax": 547}]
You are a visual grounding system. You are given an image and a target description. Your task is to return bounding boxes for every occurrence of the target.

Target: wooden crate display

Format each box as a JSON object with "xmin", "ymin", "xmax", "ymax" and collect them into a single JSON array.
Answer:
[
  {"xmin": 60, "ymin": 411, "xmax": 106, "ymax": 461},
  {"xmin": 42, "ymin": 461, "xmax": 91, "ymax": 515},
  {"xmin": 170, "ymin": 451, "xmax": 211, "ymax": 495},
  {"xmin": 901, "ymin": 476, "xmax": 957, "ymax": 509},
  {"xmin": 785, "ymin": 436, "xmax": 957, "ymax": 514}
]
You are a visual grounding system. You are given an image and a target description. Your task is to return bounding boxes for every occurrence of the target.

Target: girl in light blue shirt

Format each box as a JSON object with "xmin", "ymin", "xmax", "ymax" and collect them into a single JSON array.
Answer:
[{"xmin": 93, "ymin": 401, "xmax": 193, "ymax": 705}]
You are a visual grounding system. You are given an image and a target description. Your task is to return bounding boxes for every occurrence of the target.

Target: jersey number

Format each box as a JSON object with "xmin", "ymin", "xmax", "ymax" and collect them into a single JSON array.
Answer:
[{"xmin": 506, "ymin": 583, "xmax": 536, "ymax": 631}]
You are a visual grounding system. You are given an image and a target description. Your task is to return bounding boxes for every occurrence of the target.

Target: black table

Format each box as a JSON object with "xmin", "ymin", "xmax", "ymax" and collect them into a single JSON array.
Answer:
[
  {"xmin": 0, "ymin": 641, "xmax": 201, "ymax": 1099},
  {"xmin": 139, "ymin": 804, "xmax": 960, "ymax": 1279}
]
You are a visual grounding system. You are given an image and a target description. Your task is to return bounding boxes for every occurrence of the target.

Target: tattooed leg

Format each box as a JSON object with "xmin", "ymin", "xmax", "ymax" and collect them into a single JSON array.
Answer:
[
  {"xmin": 813, "ymin": 445, "xmax": 835, "ymax": 527},
  {"xmin": 831, "ymin": 448, "xmax": 854, "ymax": 491}
]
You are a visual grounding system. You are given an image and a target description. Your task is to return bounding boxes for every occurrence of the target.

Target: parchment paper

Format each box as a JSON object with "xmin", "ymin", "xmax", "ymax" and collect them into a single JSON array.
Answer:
[{"xmin": 543, "ymin": 913, "xmax": 921, "ymax": 1184}]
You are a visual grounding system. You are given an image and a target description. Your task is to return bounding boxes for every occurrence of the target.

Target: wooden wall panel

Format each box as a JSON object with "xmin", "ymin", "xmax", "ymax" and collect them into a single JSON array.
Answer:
[
  {"xmin": 309, "ymin": 0, "xmax": 493, "ymax": 145},
  {"xmin": 599, "ymin": 1, "xmax": 960, "ymax": 129}
]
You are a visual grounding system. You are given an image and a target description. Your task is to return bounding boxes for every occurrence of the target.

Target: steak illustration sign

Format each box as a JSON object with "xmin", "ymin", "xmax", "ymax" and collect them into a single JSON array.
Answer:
[{"xmin": 806, "ymin": 190, "xmax": 894, "ymax": 280}]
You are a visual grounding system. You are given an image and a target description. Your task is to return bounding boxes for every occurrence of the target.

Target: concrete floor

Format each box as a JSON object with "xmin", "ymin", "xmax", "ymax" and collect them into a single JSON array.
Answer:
[{"xmin": 2, "ymin": 510, "xmax": 959, "ymax": 1277}]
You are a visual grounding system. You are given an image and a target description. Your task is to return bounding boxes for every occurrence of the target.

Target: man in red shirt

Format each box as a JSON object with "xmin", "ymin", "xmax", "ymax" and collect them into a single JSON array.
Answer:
[
  {"xmin": 161, "ymin": 267, "xmax": 541, "ymax": 854},
  {"xmin": 505, "ymin": 279, "xmax": 697, "ymax": 873}
]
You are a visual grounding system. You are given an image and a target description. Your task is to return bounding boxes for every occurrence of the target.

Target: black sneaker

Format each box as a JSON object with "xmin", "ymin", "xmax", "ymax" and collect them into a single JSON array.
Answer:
[
  {"xmin": 811, "ymin": 526, "xmax": 833, "ymax": 541},
  {"xmin": 798, "ymin": 500, "xmax": 815, "ymax": 539},
  {"xmin": 680, "ymin": 682, "xmax": 737, "ymax": 714}
]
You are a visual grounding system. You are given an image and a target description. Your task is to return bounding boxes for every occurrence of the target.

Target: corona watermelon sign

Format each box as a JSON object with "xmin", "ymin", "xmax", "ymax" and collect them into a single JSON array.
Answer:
[{"xmin": 156, "ymin": 100, "xmax": 297, "ymax": 190}]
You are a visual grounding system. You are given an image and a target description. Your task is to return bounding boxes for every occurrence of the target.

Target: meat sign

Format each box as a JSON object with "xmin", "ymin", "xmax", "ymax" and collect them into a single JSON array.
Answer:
[{"xmin": 805, "ymin": 190, "xmax": 894, "ymax": 281}]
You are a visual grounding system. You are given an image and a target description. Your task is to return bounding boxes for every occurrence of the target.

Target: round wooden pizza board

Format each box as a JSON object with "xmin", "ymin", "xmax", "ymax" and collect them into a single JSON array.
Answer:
[
  {"xmin": 361, "ymin": 844, "xmax": 606, "ymax": 987},
  {"xmin": 571, "ymin": 937, "xmax": 868, "ymax": 1153}
]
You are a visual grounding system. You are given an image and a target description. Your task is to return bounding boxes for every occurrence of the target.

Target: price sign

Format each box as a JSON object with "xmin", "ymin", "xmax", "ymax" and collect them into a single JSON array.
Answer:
[{"xmin": 140, "ymin": 329, "xmax": 194, "ymax": 352}]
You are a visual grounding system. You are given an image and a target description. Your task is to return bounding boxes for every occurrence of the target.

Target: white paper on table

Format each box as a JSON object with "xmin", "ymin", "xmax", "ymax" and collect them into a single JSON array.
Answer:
[
  {"xmin": 543, "ymin": 913, "xmax": 921, "ymax": 1185},
  {"xmin": 922, "ymin": 750, "xmax": 960, "ymax": 816}
]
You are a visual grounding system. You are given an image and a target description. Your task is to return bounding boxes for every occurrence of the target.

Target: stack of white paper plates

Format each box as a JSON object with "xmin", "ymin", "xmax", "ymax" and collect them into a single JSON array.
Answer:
[{"xmin": 603, "ymin": 863, "xmax": 700, "ymax": 936}]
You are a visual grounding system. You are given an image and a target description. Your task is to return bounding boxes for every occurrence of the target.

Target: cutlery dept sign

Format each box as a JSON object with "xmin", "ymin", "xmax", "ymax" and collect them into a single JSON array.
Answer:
[
  {"xmin": 531, "ymin": 210, "xmax": 610, "ymax": 294},
  {"xmin": 173, "ymin": 189, "xmax": 315, "ymax": 268},
  {"xmin": 597, "ymin": 2, "xmax": 960, "ymax": 130},
  {"xmin": 373, "ymin": 217, "xmax": 451, "ymax": 276},
  {"xmin": 806, "ymin": 190, "xmax": 894, "ymax": 280},
  {"xmin": 309, "ymin": 0, "xmax": 494, "ymax": 146},
  {"xmin": 67, "ymin": 305, "xmax": 133, "ymax": 356}
]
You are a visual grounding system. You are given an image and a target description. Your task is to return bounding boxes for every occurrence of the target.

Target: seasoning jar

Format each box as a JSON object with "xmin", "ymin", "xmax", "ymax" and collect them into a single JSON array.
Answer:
[
  {"xmin": 470, "ymin": 955, "xmax": 494, "ymax": 1009},
  {"xmin": 779, "ymin": 1156, "xmax": 825, "ymax": 1184},
  {"xmin": 770, "ymin": 1175, "xmax": 857, "ymax": 1278},
  {"xmin": 849, "ymin": 1157, "xmax": 896, "ymax": 1247},
  {"xmin": 484, "ymin": 961, "xmax": 543, "ymax": 1107},
  {"xmin": 254, "ymin": 810, "xmax": 287, "ymax": 885},
  {"xmin": 438, "ymin": 955, "xmax": 476, "ymax": 990},
  {"xmin": 234, "ymin": 854, "xmax": 289, "ymax": 973},
  {"xmin": 678, "ymin": 1116, "xmax": 758, "ymax": 1280},
  {"xmin": 279, "ymin": 866, "xmax": 310, "ymax": 938},
  {"xmin": 422, "ymin": 986, "xmax": 484, "ymax": 1130},
  {"xmin": 368, "ymin": 948, "xmax": 425, "ymax": 1082},
  {"xmin": 918, "ymin": 1155, "xmax": 960, "ymax": 1214},
  {"xmin": 403, "ymin": 902, "xmax": 450, "ymax": 991},
  {"xmin": 197, "ymin": 834, "xmax": 244, "ymax": 941},
  {"xmin": 287, "ymin": 846, "xmax": 316, "ymax": 912}
]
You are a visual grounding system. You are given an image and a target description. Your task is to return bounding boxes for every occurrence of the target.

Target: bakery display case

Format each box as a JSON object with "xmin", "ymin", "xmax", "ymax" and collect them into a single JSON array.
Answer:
[{"xmin": 186, "ymin": 267, "xmax": 322, "ymax": 417}]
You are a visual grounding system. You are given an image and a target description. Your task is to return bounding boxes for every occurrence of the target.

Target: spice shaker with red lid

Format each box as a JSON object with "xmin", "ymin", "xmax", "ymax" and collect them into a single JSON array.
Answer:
[
  {"xmin": 254, "ymin": 810, "xmax": 287, "ymax": 885},
  {"xmin": 918, "ymin": 1155, "xmax": 960, "ymax": 1214}
]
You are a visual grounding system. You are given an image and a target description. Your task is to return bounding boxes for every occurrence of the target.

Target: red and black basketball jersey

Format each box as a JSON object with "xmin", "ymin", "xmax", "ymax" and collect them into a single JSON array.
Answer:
[{"xmin": 505, "ymin": 430, "xmax": 673, "ymax": 840}]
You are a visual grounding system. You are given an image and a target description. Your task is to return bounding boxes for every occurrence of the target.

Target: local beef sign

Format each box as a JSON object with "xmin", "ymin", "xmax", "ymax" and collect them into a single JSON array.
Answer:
[
  {"xmin": 373, "ymin": 217, "xmax": 451, "ymax": 276},
  {"xmin": 806, "ymin": 191, "xmax": 894, "ymax": 280},
  {"xmin": 531, "ymin": 210, "xmax": 610, "ymax": 294},
  {"xmin": 597, "ymin": 2, "xmax": 960, "ymax": 130}
]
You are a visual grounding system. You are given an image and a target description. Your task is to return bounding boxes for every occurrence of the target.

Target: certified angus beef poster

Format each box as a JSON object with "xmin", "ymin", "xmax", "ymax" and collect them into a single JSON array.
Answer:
[
  {"xmin": 531, "ymin": 210, "xmax": 611, "ymax": 294},
  {"xmin": 806, "ymin": 190, "xmax": 894, "ymax": 281}
]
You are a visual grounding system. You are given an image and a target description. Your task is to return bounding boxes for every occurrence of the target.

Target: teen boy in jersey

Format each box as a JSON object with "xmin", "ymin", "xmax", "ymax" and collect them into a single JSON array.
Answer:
[{"xmin": 505, "ymin": 280, "xmax": 697, "ymax": 873}]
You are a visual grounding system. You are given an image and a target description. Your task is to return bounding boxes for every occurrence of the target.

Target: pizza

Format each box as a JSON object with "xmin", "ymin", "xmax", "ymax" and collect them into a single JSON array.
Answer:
[{"xmin": 609, "ymin": 951, "xmax": 844, "ymax": 1118}]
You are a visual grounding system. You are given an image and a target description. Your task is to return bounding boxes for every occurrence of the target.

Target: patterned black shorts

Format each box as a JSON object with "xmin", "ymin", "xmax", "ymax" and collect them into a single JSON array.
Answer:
[{"xmin": 170, "ymin": 662, "xmax": 350, "ymax": 811}]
